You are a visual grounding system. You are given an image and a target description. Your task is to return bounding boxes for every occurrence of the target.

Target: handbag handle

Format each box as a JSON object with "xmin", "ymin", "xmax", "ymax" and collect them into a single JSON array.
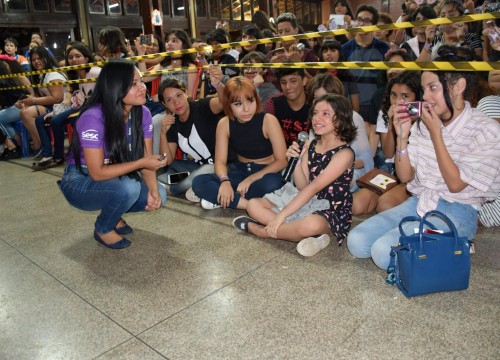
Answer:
[
  {"xmin": 398, "ymin": 216, "xmax": 437, "ymax": 237},
  {"xmin": 418, "ymin": 210, "xmax": 460, "ymax": 255}
]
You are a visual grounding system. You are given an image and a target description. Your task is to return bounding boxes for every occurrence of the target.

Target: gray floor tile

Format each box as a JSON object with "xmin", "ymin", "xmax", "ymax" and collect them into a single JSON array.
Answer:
[
  {"xmin": 94, "ymin": 338, "xmax": 167, "ymax": 360},
  {"xmin": 0, "ymin": 247, "xmax": 132, "ymax": 360},
  {"xmin": 138, "ymin": 249, "xmax": 500, "ymax": 360}
]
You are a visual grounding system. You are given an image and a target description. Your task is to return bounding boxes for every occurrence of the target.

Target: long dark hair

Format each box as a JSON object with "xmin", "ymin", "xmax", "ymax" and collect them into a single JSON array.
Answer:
[
  {"xmin": 239, "ymin": 25, "xmax": 267, "ymax": 60},
  {"xmin": 98, "ymin": 26, "xmax": 128, "ymax": 56},
  {"xmin": 381, "ymin": 71, "xmax": 422, "ymax": 128},
  {"xmin": 430, "ymin": 46, "xmax": 473, "ymax": 122},
  {"xmin": 29, "ymin": 46, "xmax": 64, "ymax": 97},
  {"xmin": 65, "ymin": 42, "xmax": 95, "ymax": 92},
  {"xmin": 72, "ymin": 60, "xmax": 144, "ymax": 178},
  {"xmin": 162, "ymin": 29, "xmax": 195, "ymax": 67}
]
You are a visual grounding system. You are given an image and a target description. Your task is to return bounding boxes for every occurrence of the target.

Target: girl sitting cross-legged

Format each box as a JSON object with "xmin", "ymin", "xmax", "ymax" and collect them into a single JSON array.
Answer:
[
  {"xmin": 233, "ymin": 94, "xmax": 357, "ymax": 257},
  {"xmin": 191, "ymin": 76, "xmax": 287, "ymax": 210}
]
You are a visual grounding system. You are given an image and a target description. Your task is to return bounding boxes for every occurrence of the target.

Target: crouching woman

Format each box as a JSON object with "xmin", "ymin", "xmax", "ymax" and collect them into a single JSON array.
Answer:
[{"xmin": 60, "ymin": 60, "xmax": 167, "ymax": 249}]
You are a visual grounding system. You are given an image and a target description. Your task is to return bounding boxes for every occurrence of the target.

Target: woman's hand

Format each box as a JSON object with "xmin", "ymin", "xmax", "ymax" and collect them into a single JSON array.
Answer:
[
  {"xmin": 134, "ymin": 36, "xmax": 147, "ymax": 56},
  {"xmin": 236, "ymin": 177, "xmax": 255, "ymax": 199},
  {"xmin": 161, "ymin": 113, "xmax": 175, "ymax": 135},
  {"xmin": 265, "ymin": 214, "xmax": 285, "ymax": 239},
  {"xmin": 286, "ymin": 140, "xmax": 303, "ymax": 160},
  {"xmin": 425, "ymin": 25, "xmax": 437, "ymax": 44},
  {"xmin": 141, "ymin": 155, "xmax": 167, "ymax": 171},
  {"xmin": 217, "ymin": 181, "xmax": 234, "ymax": 208},
  {"xmin": 393, "ymin": 102, "xmax": 412, "ymax": 139},
  {"xmin": 387, "ymin": 104, "xmax": 397, "ymax": 129},
  {"xmin": 420, "ymin": 102, "xmax": 442, "ymax": 136},
  {"xmin": 253, "ymin": 74, "xmax": 264, "ymax": 88},
  {"xmin": 145, "ymin": 189, "xmax": 162, "ymax": 211},
  {"xmin": 208, "ymin": 63, "xmax": 223, "ymax": 86},
  {"xmin": 15, "ymin": 96, "xmax": 35, "ymax": 109}
]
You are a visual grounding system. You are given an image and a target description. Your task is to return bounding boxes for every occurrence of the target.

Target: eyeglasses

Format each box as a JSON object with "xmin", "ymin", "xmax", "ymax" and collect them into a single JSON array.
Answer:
[
  {"xmin": 243, "ymin": 67, "xmax": 261, "ymax": 73},
  {"xmin": 355, "ymin": 17, "xmax": 373, "ymax": 25}
]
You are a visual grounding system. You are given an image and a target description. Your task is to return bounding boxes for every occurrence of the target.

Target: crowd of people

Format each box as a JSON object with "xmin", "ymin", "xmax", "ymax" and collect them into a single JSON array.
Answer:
[{"xmin": 0, "ymin": 2, "xmax": 499, "ymax": 272}]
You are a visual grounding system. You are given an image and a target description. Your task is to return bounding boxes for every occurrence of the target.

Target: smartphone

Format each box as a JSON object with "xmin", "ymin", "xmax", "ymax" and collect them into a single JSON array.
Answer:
[
  {"xmin": 18, "ymin": 94, "xmax": 29, "ymax": 101},
  {"xmin": 159, "ymin": 153, "xmax": 167, "ymax": 161},
  {"xmin": 167, "ymin": 171, "xmax": 190, "ymax": 184},
  {"xmin": 406, "ymin": 101, "xmax": 422, "ymax": 118},
  {"xmin": 140, "ymin": 34, "xmax": 154, "ymax": 45}
]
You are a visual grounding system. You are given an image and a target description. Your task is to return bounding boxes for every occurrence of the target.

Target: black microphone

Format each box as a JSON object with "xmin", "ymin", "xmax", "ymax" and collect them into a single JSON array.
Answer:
[{"xmin": 282, "ymin": 131, "xmax": 309, "ymax": 183}]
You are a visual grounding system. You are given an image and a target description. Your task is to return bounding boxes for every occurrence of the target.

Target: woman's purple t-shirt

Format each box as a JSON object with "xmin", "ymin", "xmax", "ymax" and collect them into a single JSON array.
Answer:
[{"xmin": 67, "ymin": 104, "xmax": 153, "ymax": 165}]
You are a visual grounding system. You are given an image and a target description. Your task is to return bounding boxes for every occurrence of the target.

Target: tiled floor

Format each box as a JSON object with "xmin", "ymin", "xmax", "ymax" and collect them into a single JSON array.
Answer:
[{"xmin": 1, "ymin": 159, "xmax": 499, "ymax": 359}]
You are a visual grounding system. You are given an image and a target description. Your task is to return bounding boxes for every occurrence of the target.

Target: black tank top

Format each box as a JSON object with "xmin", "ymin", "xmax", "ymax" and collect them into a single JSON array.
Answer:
[{"xmin": 228, "ymin": 112, "xmax": 274, "ymax": 159}]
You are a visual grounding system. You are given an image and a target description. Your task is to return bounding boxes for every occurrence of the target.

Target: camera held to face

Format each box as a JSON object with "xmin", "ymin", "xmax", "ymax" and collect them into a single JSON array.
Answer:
[{"xmin": 406, "ymin": 101, "xmax": 422, "ymax": 118}]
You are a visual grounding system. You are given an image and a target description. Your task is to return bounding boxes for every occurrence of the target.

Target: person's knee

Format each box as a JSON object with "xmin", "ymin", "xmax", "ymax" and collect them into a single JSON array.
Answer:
[
  {"xmin": 346, "ymin": 226, "xmax": 371, "ymax": 259},
  {"xmin": 370, "ymin": 240, "xmax": 391, "ymax": 270},
  {"xmin": 118, "ymin": 178, "xmax": 142, "ymax": 204}
]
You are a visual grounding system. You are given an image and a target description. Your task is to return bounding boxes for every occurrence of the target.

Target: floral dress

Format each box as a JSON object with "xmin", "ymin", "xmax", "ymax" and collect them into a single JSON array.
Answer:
[{"xmin": 308, "ymin": 140, "xmax": 354, "ymax": 245}]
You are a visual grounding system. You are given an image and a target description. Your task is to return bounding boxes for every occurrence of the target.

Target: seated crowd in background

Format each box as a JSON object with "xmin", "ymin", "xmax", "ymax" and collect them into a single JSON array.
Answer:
[{"xmin": 0, "ymin": 1, "xmax": 499, "ymax": 254}]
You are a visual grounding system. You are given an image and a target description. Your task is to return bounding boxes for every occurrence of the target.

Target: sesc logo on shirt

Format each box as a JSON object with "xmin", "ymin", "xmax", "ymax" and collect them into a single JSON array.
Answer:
[
  {"xmin": 149, "ymin": 123, "xmax": 153, "ymax": 132},
  {"xmin": 82, "ymin": 129, "xmax": 99, "ymax": 141}
]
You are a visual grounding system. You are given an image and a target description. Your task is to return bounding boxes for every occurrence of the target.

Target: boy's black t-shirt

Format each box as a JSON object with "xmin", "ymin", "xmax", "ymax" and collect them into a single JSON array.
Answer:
[{"xmin": 265, "ymin": 95, "xmax": 311, "ymax": 146}]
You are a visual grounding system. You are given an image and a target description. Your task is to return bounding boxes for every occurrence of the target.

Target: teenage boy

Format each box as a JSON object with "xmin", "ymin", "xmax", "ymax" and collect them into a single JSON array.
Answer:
[
  {"xmin": 268, "ymin": 12, "xmax": 318, "ymax": 79},
  {"xmin": 341, "ymin": 5, "xmax": 389, "ymax": 124},
  {"xmin": 264, "ymin": 68, "xmax": 310, "ymax": 146}
]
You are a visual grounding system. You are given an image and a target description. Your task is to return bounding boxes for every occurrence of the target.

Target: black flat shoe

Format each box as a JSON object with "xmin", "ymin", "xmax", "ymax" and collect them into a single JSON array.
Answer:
[
  {"xmin": 93, "ymin": 231, "xmax": 131, "ymax": 249},
  {"xmin": 115, "ymin": 219, "xmax": 133, "ymax": 235}
]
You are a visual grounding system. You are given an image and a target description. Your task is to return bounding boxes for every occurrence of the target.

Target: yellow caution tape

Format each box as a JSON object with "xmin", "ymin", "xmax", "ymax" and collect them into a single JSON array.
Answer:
[
  {"xmin": 1, "ymin": 61, "xmax": 498, "ymax": 91},
  {"xmin": 1, "ymin": 12, "xmax": 498, "ymax": 81}
]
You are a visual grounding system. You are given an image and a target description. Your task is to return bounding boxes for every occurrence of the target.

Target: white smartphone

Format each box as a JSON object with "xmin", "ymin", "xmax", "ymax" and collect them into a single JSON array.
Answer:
[{"xmin": 167, "ymin": 172, "xmax": 190, "ymax": 184}]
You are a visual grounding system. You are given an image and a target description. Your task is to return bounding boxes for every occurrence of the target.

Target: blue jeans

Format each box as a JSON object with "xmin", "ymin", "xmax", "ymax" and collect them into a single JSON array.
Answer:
[
  {"xmin": 347, "ymin": 196, "xmax": 478, "ymax": 270},
  {"xmin": 0, "ymin": 105, "xmax": 22, "ymax": 138},
  {"xmin": 35, "ymin": 108, "xmax": 78, "ymax": 159},
  {"xmin": 60, "ymin": 165, "xmax": 167, "ymax": 234},
  {"xmin": 158, "ymin": 160, "xmax": 214, "ymax": 195},
  {"xmin": 192, "ymin": 162, "xmax": 284, "ymax": 208}
]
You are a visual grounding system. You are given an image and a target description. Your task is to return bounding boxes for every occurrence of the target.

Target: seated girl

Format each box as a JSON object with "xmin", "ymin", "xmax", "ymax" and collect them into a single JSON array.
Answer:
[
  {"xmin": 353, "ymin": 71, "xmax": 422, "ymax": 215},
  {"xmin": 157, "ymin": 65, "xmax": 224, "ymax": 199},
  {"xmin": 60, "ymin": 60, "xmax": 167, "ymax": 249},
  {"xmin": 233, "ymin": 94, "xmax": 357, "ymax": 257},
  {"xmin": 191, "ymin": 76, "xmax": 287, "ymax": 210},
  {"xmin": 347, "ymin": 48, "xmax": 500, "ymax": 270}
]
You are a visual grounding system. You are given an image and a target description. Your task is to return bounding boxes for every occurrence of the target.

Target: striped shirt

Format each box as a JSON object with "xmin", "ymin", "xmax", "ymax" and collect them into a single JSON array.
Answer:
[{"xmin": 407, "ymin": 102, "xmax": 500, "ymax": 216}]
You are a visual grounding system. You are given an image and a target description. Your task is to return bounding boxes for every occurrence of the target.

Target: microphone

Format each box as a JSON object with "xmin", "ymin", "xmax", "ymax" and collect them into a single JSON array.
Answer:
[{"xmin": 282, "ymin": 131, "xmax": 309, "ymax": 183}]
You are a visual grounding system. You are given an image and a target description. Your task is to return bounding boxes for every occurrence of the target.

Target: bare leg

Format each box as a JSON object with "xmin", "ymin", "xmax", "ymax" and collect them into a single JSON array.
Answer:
[
  {"xmin": 248, "ymin": 214, "xmax": 331, "ymax": 243},
  {"xmin": 20, "ymin": 105, "xmax": 46, "ymax": 150},
  {"xmin": 376, "ymin": 184, "xmax": 409, "ymax": 213},
  {"xmin": 352, "ymin": 188, "xmax": 379, "ymax": 215}
]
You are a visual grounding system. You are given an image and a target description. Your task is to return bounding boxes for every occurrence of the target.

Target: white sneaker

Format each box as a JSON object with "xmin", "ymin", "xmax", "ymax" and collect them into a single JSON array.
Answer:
[
  {"xmin": 296, "ymin": 234, "xmax": 331, "ymax": 257},
  {"xmin": 201, "ymin": 199, "xmax": 221, "ymax": 210},
  {"xmin": 185, "ymin": 187, "xmax": 201, "ymax": 203}
]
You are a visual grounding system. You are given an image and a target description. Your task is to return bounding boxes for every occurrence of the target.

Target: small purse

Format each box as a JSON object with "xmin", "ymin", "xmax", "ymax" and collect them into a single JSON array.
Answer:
[
  {"xmin": 386, "ymin": 210, "xmax": 471, "ymax": 298},
  {"xmin": 356, "ymin": 168, "xmax": 399, "ymax": 196}
]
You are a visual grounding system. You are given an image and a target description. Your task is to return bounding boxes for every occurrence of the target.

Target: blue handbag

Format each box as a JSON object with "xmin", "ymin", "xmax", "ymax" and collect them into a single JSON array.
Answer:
[{"xmin": 386, "ymin": 210, "xmax": 471, "ymax": 298}]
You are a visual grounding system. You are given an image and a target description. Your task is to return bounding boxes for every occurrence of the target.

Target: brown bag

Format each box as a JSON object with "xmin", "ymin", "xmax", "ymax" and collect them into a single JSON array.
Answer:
[{"xmin": 356, "ymin": 168, "xmax": 400, "ymax": 196}]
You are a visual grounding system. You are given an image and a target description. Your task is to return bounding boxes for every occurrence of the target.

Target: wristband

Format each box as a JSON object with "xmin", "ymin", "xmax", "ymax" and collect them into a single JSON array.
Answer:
[
  {"xmin": 32, "ymin": 97, "xmax": 36, "ymax": 105},
  {"xmin": 212, "ymin": 82, "xmax": 223, "ymax": 88},
  {"xmin": 396, "ymin": 148, "xmax": 409, "ymax": 156},
  {"xmin": 219, "ymin": 175, "xmax": 229, "ymax": 182},
  {"xmin": 220, "ymin": 179, "xmax": 231, "ymax": 184},
  {"xmin": 424, "ymin": 43, "xmax": 432, "ymax": 49}
]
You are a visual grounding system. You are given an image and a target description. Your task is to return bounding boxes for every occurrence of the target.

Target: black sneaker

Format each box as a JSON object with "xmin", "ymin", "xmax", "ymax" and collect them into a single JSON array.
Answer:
[{"xmin": 0, "ymin": 148, "xmax": 21, "ymax": 161}]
